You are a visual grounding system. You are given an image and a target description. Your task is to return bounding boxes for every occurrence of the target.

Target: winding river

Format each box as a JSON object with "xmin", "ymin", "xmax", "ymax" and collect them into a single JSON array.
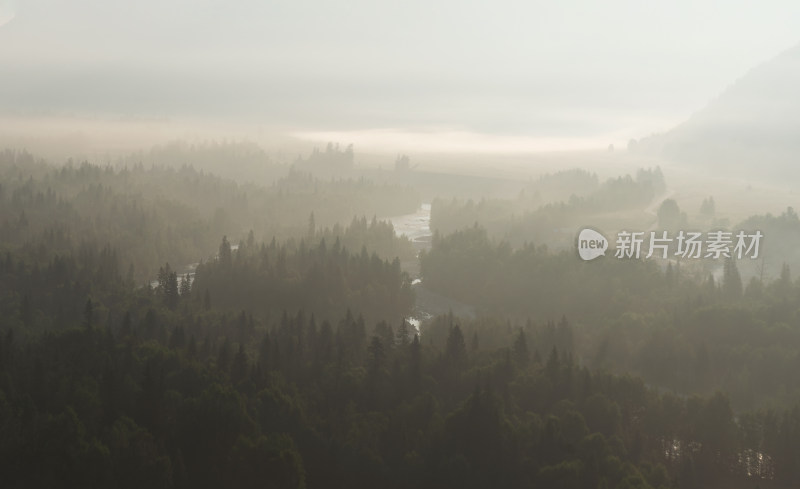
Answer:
[
  {"xmin": 151, "ymin": 206, "xmax": 474, "ymax": 333},
  {"xmin": 386, "ymin": 203, "xmax": 476, "ymax": 332}
]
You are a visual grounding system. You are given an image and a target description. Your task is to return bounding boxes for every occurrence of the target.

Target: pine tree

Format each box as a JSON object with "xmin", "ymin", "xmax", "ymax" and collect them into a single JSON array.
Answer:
[
  {"xmin": 397, "ymin": 319, "xmax": 410, "ymax": 347},
  {"xmin": 779, "ymin": 263, "xmax": 792, "ymax": 297},
  {"xmin": 121, "ymin": 311, "xmax": 132, "ymax": 337},
  {"xmin": 187, "ymin": 335, "xmax": 197, "ymax": 359},
  {"xmin": 84, "ymin": 298, "xmax": 94, "ymax": 330},
  {"xmin": 165, "ymin": 270, "xmax": 179, "ymax": 309},
  {"xmin": 158, "ymin": 263, "xmax": 179, "ymax": 308},
  {"xmin": 368, "ymin": 336, "xmax": 386, "ymax": 375},
  {"xmin": 219, "ymin": 236, "xmax": 232, "ymax": 269},
  {"xmin": 169, "ymin": 326, "xmax": 186, "ymax": 349},
  {"xmin": 179, "ymin": 273, "xmax": 192, "ymax": 297},
  {"xmin": 126, "ymin": 263, "xmax": 135, "ymax": 288},
  {"xmin": 722, "ymin": 257, "xmax": 743, "ymax": 299},
  {"xmin": 446, "ymin": 325, "xmax": 466, "ymax": 363},
  {"xmin": 218, "ymin": 338, "xmax": 232, "ymax": 372},
  {"xmin": 20, "ymin": 294, "xmax": 32, "ymax": 328},
  {"xmin": 258, "ymin": 332, "xmax": 271, "ymax": 370},
  {"xmin": 665, "ymin": 261, "xmax": 674, "ymax": 285},
  {"xmin": 203, "ymin": 289, "xmax": 212, "ymax": 311},
  {"xmin": 546, "ymin": 347, "xmax": 560, "ymax": 381},
  {"xmin": 513, "ymin": 329, "xmax": 530, "ymax": 366},
  {"xmin": 410, "ymin": 333, "xmax": 421, "ymax": 386},
  {"xmin": 231, "ymin": 344, "xmax": 248, "ymax": 384},
  {"xmin": 307, "ymin": 212, "xmax": 316, "ymax": 238},
  {"xmin": 556, "ymin": 315, "xmax": 574, "ymax": 354}
]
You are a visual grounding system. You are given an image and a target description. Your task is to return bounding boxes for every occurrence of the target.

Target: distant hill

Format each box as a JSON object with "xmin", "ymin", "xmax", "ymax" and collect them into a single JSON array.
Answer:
[{"xmin": 634, "ymin": 43, "xmax": 800, "ymax": 178}]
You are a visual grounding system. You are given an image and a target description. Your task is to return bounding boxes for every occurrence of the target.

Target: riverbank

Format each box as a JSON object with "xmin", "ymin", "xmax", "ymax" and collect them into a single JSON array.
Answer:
[{"xmin": 386, "ymin": 203, "xmax": 476, "ymax": 331}]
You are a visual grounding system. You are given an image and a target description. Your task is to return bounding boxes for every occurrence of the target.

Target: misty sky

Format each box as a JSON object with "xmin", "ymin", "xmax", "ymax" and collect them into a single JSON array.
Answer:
[{"xmin": 1, "ymin": 0, "xmax": 799, "ymax": 151}]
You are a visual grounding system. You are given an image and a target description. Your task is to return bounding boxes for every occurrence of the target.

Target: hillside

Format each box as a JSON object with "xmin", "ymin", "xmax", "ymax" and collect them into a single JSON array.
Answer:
[{"xmin": 635, "ymin": 43, "xmax": 800, "ymax": 178}]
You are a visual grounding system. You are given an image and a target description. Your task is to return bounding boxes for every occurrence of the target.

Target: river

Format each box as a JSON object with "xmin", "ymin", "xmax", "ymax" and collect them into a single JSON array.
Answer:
[
  {"xmin": 150, "ymin": 206, "xmax": 474, "ymax": 333},
  {"xmin": 386, "ymin": 203, "xmax": 476, "ymax": 333}
]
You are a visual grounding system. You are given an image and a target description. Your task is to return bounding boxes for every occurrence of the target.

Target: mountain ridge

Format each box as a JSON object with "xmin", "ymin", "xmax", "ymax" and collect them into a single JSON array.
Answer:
[{"xmin": 634, "ymin": 42, "xmax": 800, "ymax": 177}]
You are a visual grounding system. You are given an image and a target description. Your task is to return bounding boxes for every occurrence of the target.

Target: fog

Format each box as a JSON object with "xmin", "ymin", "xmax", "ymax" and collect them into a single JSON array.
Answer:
[
  {"xmin": 2, "ymin": 0, "xmax": 800, "ymax": 154},
  {"xmin": 6, "ymin": 2, "xmax": 800, "ymax": 488}
]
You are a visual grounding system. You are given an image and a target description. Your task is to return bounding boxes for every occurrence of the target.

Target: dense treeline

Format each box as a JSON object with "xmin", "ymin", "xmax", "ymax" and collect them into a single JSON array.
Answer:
[
  {"xmin": 316, "ymin": 215, "xmax": 413, "ymax": 264},
  {"xmin": 273, "ymin": 167, "xmax": 421, "ymax": 226},
  {"xmin": 430, "ymin": 167, "xmax": 666, "ymax": 247},
  {"xmin": 117, "ymin": 140, "xmax": 287, "ymax": 185},
  {"xmin": 530, "ymin": 168, "xmax": 601, "ymax": 203},
  {"xmin": 0, "ymin": 150, "xmax": 418, "ymax": 282},
  {"xmin": 1, "ymin": 248, "xmax": 798, "ymax": 488},
  {"xmin": 293, "ymin": 143, "xmax": 354, "ymax": 176},
  {"xmin": 190, "ymin": 234, "xmax": 413, "ymax": 324},
  {"xmin": 420, "ymin": 226, "xmax": 667, "ymax": 320},
  {"xmin": 0, "ymin": 225, "xmax": 793, "ymax": 488},
  {"xmin": 6, "ymin": 151, "xmax": 800, "ymax": 488},
  {"xmin": 0, "ymin": 221, "xmax": 414, "ymax": 487},
  {"xmin": 735, "ymin": 206, "xmax": 800, "ymax": 282},
  {"xmin": 420, "ymin": 224, "xmax": 800, "ymax": 412}
]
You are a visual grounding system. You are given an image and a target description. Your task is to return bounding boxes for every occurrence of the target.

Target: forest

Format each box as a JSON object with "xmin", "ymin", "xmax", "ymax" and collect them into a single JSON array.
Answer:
[
  {"xmin": 1, "ymin": 147, "xmax": 799, "ymax": 489},
  {"xmin": 5, "ymin": 2, "xmax": 800, "ymax": 487}
]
